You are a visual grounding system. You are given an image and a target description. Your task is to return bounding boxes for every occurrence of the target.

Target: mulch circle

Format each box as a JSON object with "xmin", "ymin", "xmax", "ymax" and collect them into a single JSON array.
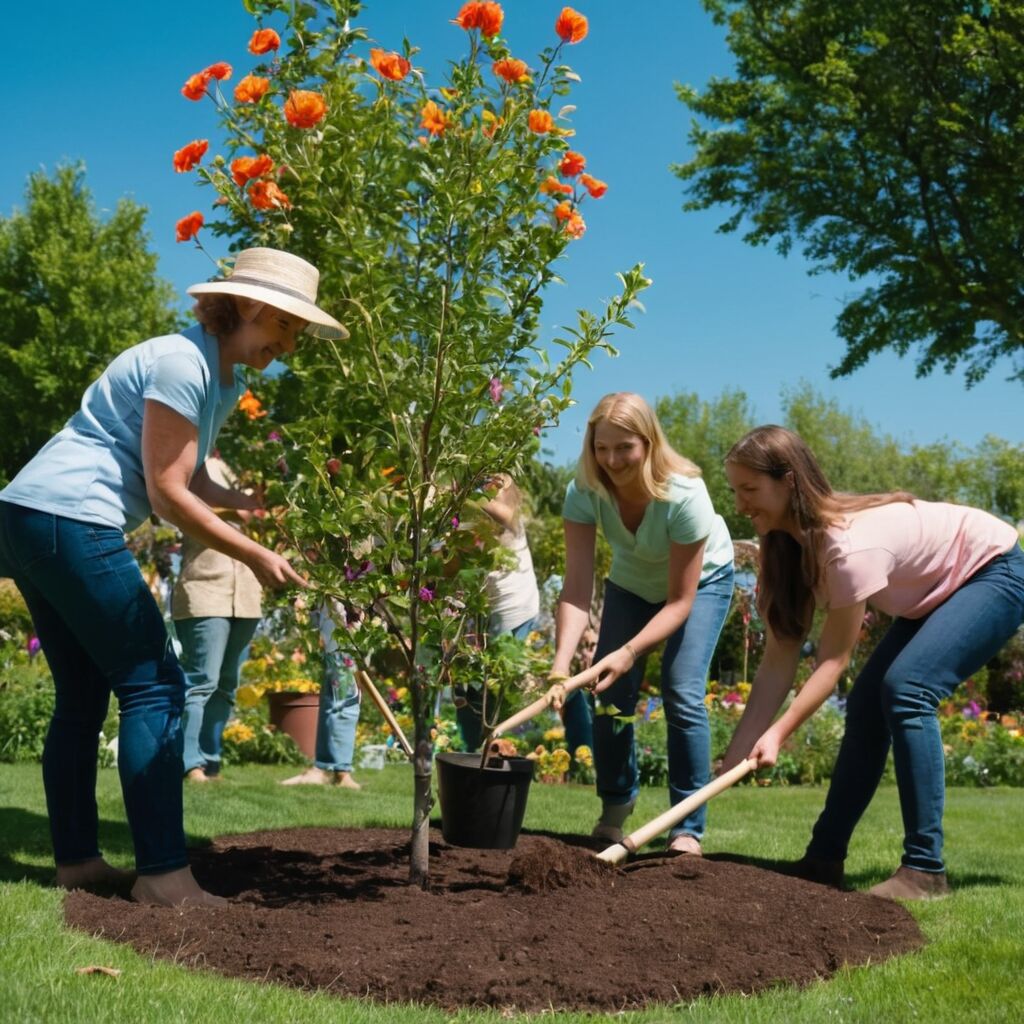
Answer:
[{"xmin": 63, "ymin": 827, "xmax": 924, "ymax": 1012}]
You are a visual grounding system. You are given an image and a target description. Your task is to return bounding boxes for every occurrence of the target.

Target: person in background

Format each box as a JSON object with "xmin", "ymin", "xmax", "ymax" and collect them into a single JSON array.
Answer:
[
  {"xmin": 720, "ymin": 425, "xmax": 1024, "ymax": 899},
  {"xmin": 173, "ymin": 455, "xmax": 263, "ymax": 783},
  {"xmin": 550, "ymin": 392, "xmax": 734, "ymax": 855},
  {"xmin": 0, "ymin": 247, "xmax": 346, "ymax": 906}
]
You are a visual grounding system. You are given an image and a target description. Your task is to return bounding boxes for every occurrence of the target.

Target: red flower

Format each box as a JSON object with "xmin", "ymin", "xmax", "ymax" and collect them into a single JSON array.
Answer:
[
  {"xmin": 493, "ymin": 58, "xmax": 528, "ymax": 84},
  {"xmin": 234, "ymin": 74, "xmax": 270, "ymax": 103},
  {"xmin": 579, "ymin": 173, "xmax": 607, "ymax": 198},
  {"xmin": 248, "ymin": 28, "xmax": 281, "ymax": 55},
  {"xmin": 528, "ymin": 109, "xmax": 554, "ymax": 134},
  {"xmin": 555, "ymin": 7, "xmax": 589, "ymax": 43},
  {"xmin": 203, "ymin": 61, "xmax": 232, "ymax": 81},
  {"xmin": 238, "ymin": 389, "xmax": 267, "ymax": 419},
  {"xmin": 452, "ymin": 2, "xmax": 504, "ymax": 37},
  {"xmin": 172, "ymin": 139, "xmax": 209, "ymax": 173},
  {"xmin": 553, "ymin": 200, "xmax": 574, "ymax": 222},
  {"xmin": 539, "ymin": 175, "xmax": 573, "ymax": 196},
  {"xmin": 181, "ymin": 71, "xmax": 210, "ymax": 101},
  {"xmin": 564, "ymin": 210, "xmax": 586, "ymax": 239},
  {"xmin": 175, "ymin": 211, "xmax": 204, "ymax": 243},
  {"xmin": 248, "ymin": 180, "xmax": 291, "ymax": 210},
  {"xmin": 370, "ymin": 48, "xmax": 411, "ymax": 81},
  {"xmin": 559, "ymin": 151, "xmax": 586, "ymax": 177},
  {"xmin": 420, "ymin": 100, "xmax": 449, "ymax": 137},
  {"xmin": 231, "ymin": 154, "xmax": 274, "ymax": 187},
  {"xmin": 284, "ymin": 90, "xmax": 327, "ymax": 128}
]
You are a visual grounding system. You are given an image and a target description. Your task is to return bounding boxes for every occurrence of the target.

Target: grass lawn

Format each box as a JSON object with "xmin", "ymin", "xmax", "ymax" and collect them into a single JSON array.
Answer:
[{"xmin": 1, "ymin": 762, "xmax": 1021, "ymax": 1023}]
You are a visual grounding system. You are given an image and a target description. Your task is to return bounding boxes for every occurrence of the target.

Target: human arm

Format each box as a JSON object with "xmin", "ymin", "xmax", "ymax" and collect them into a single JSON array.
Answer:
[
  {"xmin": 592, "ymin": 538, "xmax": 706, "ymax": 694},
  {"xmin": 549, "ymin": 519, "xmax": 597, "ymax": 680},
  {"xmin": 189, "ymin": 461, "xmax": 263, "ymax": 514},
  {"xmin": 142, "ymin": 400, "xmax": 305, "ymax": 589}
]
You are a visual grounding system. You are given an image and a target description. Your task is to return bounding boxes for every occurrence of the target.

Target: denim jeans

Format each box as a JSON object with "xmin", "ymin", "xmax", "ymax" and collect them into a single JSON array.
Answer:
[
  {"xmin": 315, "ymin": 652, "xmax": 361, "ymax": 771},
  {"xmin": 807, "ymin": 545, "xmax": 1024, "ymax": 873},
  {"xmin": 0, "ymin": 502, "xmax": 188, "ymax": 875},
  {"xmin": 175, "ymin": 616, "xmax": 259, "ymax": 773},
  {"xmin": 586, "ymin": 567, "xmax": 734, "ymax": 839},
  {"xmin": 455, "ymin": 617, "xmax": 535, "ymax": 752}
]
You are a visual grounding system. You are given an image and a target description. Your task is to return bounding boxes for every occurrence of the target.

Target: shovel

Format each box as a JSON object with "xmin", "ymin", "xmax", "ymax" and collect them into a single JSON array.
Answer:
[
  {"xmin": 595, "ymin": 758, "xmax": 758, "ymax": 864},
  {"xmin": 479, "ymin": 662, "xmax": 604, "ymax": 769}
]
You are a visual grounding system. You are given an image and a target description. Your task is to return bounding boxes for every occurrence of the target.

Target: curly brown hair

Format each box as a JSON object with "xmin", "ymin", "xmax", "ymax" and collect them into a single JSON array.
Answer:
[{"xmin": 192, "ymin": 294, "xmax": 242, "ymax": 337}]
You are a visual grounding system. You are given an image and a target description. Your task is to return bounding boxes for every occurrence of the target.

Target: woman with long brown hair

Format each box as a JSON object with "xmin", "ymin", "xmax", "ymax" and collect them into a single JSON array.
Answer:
[{"xmin": 720, "ymin": 425, "xmax": 1024, "ymax": 899}]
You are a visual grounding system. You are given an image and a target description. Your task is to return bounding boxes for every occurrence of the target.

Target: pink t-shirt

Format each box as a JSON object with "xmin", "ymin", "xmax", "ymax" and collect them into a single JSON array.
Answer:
[{"xmin": 817, "ymin": 500, "xmax": 1019, "ymax": 619}]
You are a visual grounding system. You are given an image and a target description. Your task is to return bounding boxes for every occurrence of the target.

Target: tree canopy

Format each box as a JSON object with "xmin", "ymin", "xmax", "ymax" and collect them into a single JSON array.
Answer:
[
  {"xmin": 0, "ymin": 165, "xmax": 178, "ymax": 485},
  {"xmin": 676, "ymin": 1, "xmax": 1024, "ymax": 385}
]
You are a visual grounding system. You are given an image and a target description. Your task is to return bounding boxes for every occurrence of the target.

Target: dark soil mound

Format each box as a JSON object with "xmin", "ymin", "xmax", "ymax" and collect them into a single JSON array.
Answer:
[{"xmin": 64, "ymin": 827, "xmax": 923, "ymax": 1012}]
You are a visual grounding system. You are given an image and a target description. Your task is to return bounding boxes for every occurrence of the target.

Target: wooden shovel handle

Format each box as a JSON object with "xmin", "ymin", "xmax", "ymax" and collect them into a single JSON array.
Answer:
[
  {"xmin": 356, "ymin": 670, "xmax": 414, "ymax": 759},
  {"xmin": 596, "ymin": 758, "xmax": 758, "ymax": 864},
  {"xmin": 487, "ymin": 662, "xmax": 603, "ymax": 743}
]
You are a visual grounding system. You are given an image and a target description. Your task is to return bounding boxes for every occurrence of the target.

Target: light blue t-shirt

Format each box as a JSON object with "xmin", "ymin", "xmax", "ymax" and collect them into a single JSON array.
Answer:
[
  {"xmin": 562, "ymin": 473, "xmax": 734, "ymax": 603},
  {"xmin": 1, "ymin": 324, "xmax": 245, "ymax": 533}
]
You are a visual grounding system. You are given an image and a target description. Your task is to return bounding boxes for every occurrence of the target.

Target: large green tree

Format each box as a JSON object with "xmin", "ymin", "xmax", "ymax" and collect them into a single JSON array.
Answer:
[
  {"xmin": 676, "ymin": 1, "xmax": 1024, "ymax": 384},
  {"xmin": 0, "ymin": 165, "xmax": 178, "ymax": 485}
]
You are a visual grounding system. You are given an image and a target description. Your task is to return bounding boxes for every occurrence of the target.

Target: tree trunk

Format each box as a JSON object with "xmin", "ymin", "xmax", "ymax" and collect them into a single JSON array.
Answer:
[{"xmin": 408, "ymin": 716, "xmax": 434, "ymax": 888}]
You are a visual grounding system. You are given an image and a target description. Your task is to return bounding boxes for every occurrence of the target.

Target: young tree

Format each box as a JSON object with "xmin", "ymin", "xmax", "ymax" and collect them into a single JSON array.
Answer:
[
  {"xmin": 0, "ymin": 165, "xmax": 179, "ymax": 484},
  {"xmin": 175, "ymin": 0, "xmax": 647, "ymax": 883},
  {"xmin": 676, "ymin": 1, "xmax": 1024, "ymax": 385}
]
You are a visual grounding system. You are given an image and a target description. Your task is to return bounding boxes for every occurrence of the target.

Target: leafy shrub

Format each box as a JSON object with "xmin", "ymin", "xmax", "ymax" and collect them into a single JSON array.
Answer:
[{"xmin": 0, "ymin": 661, "xmax": 55, "ymax": 762}]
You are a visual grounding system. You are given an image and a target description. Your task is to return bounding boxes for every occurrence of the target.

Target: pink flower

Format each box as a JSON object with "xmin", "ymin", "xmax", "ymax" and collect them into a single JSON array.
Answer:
[
  {"xmin": 27, "ymin": 635, "xmax": 41, "ymax": 657},
  {"xmin": 418, "ymin": 585, "xmax": 436, "ymax": 602},
  {"xmin": 489, "ymin": 377, "xmax": 505, "ymax": 403},
  {"xmin": 451, "ymin": 516, "xmax": 460, "ymax": 528}
]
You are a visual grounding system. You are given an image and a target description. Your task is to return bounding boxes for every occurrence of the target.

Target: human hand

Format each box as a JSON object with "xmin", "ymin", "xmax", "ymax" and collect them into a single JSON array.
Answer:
[
  {"xmin": 748, "ymin": 727, "xmax": 782, "ymax": 769},
  {"xmin": 547, "ymin": 670, "xmax": 569, "ymax": 711},
  {"xmin": 591, "ymin": 645, "xmax": 636, "ymax": 695},
  {"xmin": 247, "ymin": 547, "xmax": 308, "ymax": 590}
]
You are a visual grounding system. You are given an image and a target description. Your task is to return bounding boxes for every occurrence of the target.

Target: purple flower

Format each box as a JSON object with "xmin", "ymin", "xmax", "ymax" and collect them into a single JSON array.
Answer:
[
  {"xmin": 418, "ymin": 585, "xmax": 435, "ymax": 602},
  {"xmin": 27, "ymin": 635, "xmax": 41, "ymax": 657},
  {"xmin": 488, "ymin": 377, "xmax": 504, "ymax": 403},
  {"xmin": 344, "ymin": 560, "xmax": 375, "ymax": 582},
  {"xmin": 267, "ymin": 430, "xmax": 282, "ymax": 442},
  {"xmin": 451, "ymin": 516, "xmax": 460, "ymax": 528},
  {"xmin": 963, "ymin": 700, "xmax": 982, "ymax": 720}
]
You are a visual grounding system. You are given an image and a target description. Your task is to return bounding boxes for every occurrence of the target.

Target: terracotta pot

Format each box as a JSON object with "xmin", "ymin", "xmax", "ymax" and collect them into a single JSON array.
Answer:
[{"xmin": 267, "ymin": 691, "xmax": 320, "ymax": 759}]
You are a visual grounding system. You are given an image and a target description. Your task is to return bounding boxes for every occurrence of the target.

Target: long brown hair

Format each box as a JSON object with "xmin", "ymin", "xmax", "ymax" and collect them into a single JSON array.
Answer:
[
  {"xmin": 578, "ymin": 392, "xmax": 700, "ymax": 501},
  {"xmin": 725, "ymin": 425, "xmax": 914, "ymax": 639}
]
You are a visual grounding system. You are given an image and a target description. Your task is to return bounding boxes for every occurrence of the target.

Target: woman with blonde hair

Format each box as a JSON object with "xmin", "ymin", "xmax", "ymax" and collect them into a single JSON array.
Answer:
[
  {"xmin": 720, "ymin": 425, "xmax": 1024, "ymax": 899},
  {"xmin": 550, "ymin": 392, "xmax": 734, "ymax": 853}
]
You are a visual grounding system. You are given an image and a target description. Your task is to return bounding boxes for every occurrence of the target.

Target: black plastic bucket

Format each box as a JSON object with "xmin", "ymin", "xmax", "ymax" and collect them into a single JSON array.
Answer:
[{"xmin": 435, "ymin": 752, "xmax": 535, "ymax": 849}]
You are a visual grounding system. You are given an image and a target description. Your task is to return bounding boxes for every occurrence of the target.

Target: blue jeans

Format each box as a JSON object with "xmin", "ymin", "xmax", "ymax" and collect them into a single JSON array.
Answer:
[
  {"xmin": 0, "ymin": 502, "xmax": 188, "ymax": 875},
  {"xmin": 455, "ymin": 616, "xmax": 535, "ymax": 752},
  {"xmin": 176, "ymin": 616, "xmax": 259, "ymax": 773},
  {"xmin": 586, "ymin": 567, "xmax": 734, "ymax": 839},
  {"xmin": 807, "ymin": 545, "xmax": 1024, "ymax": 873},
  {"xmin": 315, "ymin": 652, "xmax": 361, "ymax": 771}
]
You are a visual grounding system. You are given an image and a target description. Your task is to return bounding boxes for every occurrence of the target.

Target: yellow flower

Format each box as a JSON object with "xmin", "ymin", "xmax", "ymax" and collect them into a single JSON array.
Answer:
[
  {"xmin": 543, "ymin": 726, "xmax": 565, "ymax": 743},
  {"xmin": 235, "ymin": 684, "xmax": 264, "ymax": 709},
  {"xmin": 573, "ymin": 744, "xmax": 593, "ymax": 767},
  {"xmin": 222, "ymin": 721, "xmax": 256, "ymax": 744}
]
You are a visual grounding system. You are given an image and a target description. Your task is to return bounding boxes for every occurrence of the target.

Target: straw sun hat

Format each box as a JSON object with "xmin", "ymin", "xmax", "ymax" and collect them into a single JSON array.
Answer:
[{"xmin": 187, "ymin": 247, "xmax": 348, "ymax": 340}]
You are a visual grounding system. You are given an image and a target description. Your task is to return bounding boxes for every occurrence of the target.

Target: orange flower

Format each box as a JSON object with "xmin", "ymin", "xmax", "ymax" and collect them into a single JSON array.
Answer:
[
  {"xmin": 284, "ymin": 90, "xmax": 327, "ymax": 128},
  {"xmin": 181, "ymin": 71, "xmax": 210, "ymax": 101},
  {"xmin": 579, "ymin": 173, "xmax": 607, "ymax": 198},
  {"xmin": 234, "ymin": 74, "xmax": 270, "ymax": 103},
  {"xmin": 452, "ymin": 2, "xmax": 504, "ymax": 37},
  {"xmin": 553, "ymin": 200, "xmax": 574, "ymax": 222},
  {"xmin": 559, "ymin": 150, "xmax": 586, "ymax": 177},
  {"xmin": 528, "ymin": 109, "xmax": 554, "ymax": 134},
  {"xmin": 172, "ymin": 139, "xmax": 209, "ymax": 173},
  {"xmin": 564, "ymin": 210, "xmax": 586, "ymax": 239},
  {"xmin": 493, "ymin": 58, "xmax": 529, "ymax": 83},
  {"xmin": 231, "ymin": 154, "xmax": 275, "ymax": 187},
  {"xmin": 248, "ymin": 180, "xmax": 291, "ymax": 210},
  {"xmin": 420, "ymin": 100, "xmax": 449, "ymax": 137},
  {"xmin": 555, "ymin": 7, "xmax": 589, "ymax": 43},
  {"xmin": 238, "ymin": 389, "xmax": 268, "ymax": 419},
  {"xmin": 204, "ymin": 61, "xmax": 233, "ymax": 81},
  {"xmin": 481, "ymin": 109, "xmax": 504, "ymax": 138},
  {"xmin": 539, "ymin": 175, "xmax": 573, "ymax": 196},
  {"xmin": 175, "ymin": 211, "xmax": 204, "ymax": 243},
  {"xmin": 370, "ymin": 48, "xmax": 411, "ymax": 81},
  {"xmin": 248, "ymin": 28, "xmax": 281, "ymax": 55}
]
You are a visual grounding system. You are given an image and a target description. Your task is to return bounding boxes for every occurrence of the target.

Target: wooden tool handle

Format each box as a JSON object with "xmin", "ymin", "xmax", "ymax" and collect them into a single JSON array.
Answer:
[
  {"xmin": 488, "ymin": 663, "xmax": 603, "ymax": 741},
  {"xmin": 356, "ymin": 670, "xmax": 414, "ymax": 759},
  {"xmin": 596, "ymin": 758, "xmax": 758, "ymax": 865}
]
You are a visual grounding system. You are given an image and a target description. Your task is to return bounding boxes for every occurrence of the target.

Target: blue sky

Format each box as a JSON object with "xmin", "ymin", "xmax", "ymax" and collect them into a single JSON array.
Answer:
[{"xmin": 6, "ymin": 1, "xmax": 1021, "ymax": 465}]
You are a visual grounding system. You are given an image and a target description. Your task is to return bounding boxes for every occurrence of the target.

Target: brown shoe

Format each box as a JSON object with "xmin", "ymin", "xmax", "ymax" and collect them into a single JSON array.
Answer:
[
  {"xmin": 789, "ymin": 855, "xmax": 845, "ymax": 888},
  {"xmin": 868, "ymin": 865, "xmax": 949, "ymax": 901}
]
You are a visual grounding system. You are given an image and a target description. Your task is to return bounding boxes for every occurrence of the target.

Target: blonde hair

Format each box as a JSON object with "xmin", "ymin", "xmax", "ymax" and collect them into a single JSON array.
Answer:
[
  {"xmin": 577, "ymin": 392, "xmax": 700, "ymax": 502},
  {"xmin": 725, "ymin": 425, "xmax": 914, "ymax": 638}
]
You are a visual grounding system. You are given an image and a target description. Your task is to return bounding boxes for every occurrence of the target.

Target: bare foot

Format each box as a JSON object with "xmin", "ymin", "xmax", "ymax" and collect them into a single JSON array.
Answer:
[
  {"xmin": 131, "ymin": 866, "xmax": 227, "ymax": 907},
  {"xmin": 56, "ymin": 857, "xmax": 136, "ymax": 894},
  {"xmin": 333, "ymin": 771, "xmax": 361, "ymax": 790},
  {"xmin": 185, "ymin": 767, "xmax": 209, "ymax": 783},
  {"xmin": 667, "ymin": 834, "xmax": 703, "ymax": 857},
  {"xmin": 280, "ymin": 767, "xmax": 331, "ymax": 786}
]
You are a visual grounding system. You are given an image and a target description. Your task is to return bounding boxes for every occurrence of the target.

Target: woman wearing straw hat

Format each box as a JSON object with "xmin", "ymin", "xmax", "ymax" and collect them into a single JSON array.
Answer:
[{"xmin": 0, "ymin": 247, "xmax": 346, "ymax": 906}]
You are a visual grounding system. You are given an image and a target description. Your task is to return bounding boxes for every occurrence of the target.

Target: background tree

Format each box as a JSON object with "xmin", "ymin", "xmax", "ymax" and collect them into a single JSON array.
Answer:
[
  {"xmin": 676, "ymin": 1, "xmax": 1024, "ymax": 385},
  {"xmin": 0, "ymin": 164, "xmax": 179, "ymax": 485}
]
